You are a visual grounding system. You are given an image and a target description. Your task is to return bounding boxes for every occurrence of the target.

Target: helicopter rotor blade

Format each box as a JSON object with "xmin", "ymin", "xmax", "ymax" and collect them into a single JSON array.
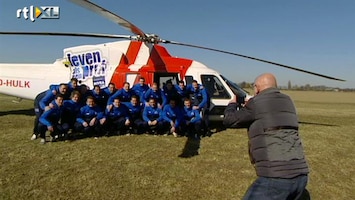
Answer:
[
  {"xmin": 163, "ymin": 40, "xmax": 345, "ymax": 82},
  {"xmin": 68, "ymin": 0, "xmax": 146, "ymax": 38},
  {"xmin": 0, "ymin": 31, "xmax": 135, "ymax": 40}
]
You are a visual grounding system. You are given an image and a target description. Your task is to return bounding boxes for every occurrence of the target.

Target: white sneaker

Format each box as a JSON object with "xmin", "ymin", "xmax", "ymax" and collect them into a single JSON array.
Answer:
[
  {"xmin": 30, "ymin": 134, "xmax": 37, "ymax": 140},
  {"xmin": 40, "ymin": 139, "xmax": 46, "ymax": 144},
  {"xmin": 172, "ymin": 132, "xmax": 178, "ymax": 137}
]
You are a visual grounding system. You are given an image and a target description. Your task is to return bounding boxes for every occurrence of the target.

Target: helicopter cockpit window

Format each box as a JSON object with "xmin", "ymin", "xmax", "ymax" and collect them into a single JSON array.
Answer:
[
  {"xmin": 201, "ymin": 75, "xmax": 230, "ymax": 99},
  {"xmin": 220, "ymin": 75, "xmax": 248, "ymax": 98}
]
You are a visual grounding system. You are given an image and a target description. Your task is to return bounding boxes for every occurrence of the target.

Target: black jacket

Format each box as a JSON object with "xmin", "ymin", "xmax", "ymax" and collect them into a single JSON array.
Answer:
[{"xmin": 223, "ymin": 88, "xmax": 309, "ymax": 178}]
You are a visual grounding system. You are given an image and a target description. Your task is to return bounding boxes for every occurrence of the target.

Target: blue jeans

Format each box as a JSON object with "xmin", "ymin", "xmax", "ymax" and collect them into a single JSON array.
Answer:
[{"xmin": 242, "ymin": 175, "xmax": 308, "ymax": 200}]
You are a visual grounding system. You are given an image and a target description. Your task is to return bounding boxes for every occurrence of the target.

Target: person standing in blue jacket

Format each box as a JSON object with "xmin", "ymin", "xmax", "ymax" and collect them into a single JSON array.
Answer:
[
  {"xmin": 162, "ymin": 98, "xmax": 184, "ymax": 137},
  {"xmin": 49, "ymin": 78, "xmax": 79, "ymax": 99},
  {"xmin": 144, "ymin": 82, "xmax": 163, "ymax": 108},
  {"xmin": 107, "ymin": 82, "xmax": 135, "ymax": 105},
  {"xmin": 103, "ymin": 82, "xmax": 117, "ymax": 98},
  {"xmin": 175, "ymin": 80, "xmax": 189, "ymax": 105},
  {"xmin": 31, "ymin": 83, "xmax": 68, "ymax": 141},
  {"xmin": 131, "ymin": 77, "xmax": 149, "ymax": 105},
  {"xmin": 37, "ymin": 94, "xmax": 67, "ymax": 144},
  {"xmin": 187, "ymin": 80, "xmax": 211, "ymax": 136},
  {"xmin": 161, "ymin": 80, "xmax": 179, "ymax": 108},
  {"xmin": 143, "ymin": 98, "xmax": 169, "ymax": 135},
  {"xmin": 90, "ymin": 85, "xmax": 109, "ymax": 110},
  {"xmin": 104, "ymin": 98, "xmax": 130, "ymax": 136},
  {"xmin": 182, "ymin": 98, "xmax": 204, "ymax": 138},
  {"xmin": 123, "ymin": 95, "xmax": 146, "ymax": 135},
  {"xmin": 39, "ymin": 83, "xmax": 68, "ymax": 111},
  {"xmin": 74, "ymin": 96, "xmax": 106, "ymax": 138}
]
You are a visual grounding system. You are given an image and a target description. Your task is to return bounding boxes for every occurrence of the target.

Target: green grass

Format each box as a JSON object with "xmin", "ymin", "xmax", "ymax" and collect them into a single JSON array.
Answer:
[{"xmin": 0, "ymin": 91, "xmax": 354, "ymax": 200}]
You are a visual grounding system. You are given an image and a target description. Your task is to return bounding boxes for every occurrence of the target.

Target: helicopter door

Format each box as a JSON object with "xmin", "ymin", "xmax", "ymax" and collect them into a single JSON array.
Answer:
[{"xmin": 154, "ymin": 73, "xmax": 179, "ymax": 88}]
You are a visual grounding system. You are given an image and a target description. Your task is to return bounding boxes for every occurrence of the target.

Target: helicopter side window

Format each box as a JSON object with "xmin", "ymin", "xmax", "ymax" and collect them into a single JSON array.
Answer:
[
  {"xmin": 154, "ymin": 73, "xmax": 179, "ymax": 88},
  {"xmin": 185, "ymin": 76, "xmax": 193, "ymax": 85},
  {"xmin": 201, "ymin": 75, "xmax": 230, "ymax": 99}
]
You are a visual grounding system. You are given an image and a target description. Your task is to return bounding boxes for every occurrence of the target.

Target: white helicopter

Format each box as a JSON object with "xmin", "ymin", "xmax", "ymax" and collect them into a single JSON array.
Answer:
[{"xmin": 0, "ymin": 0, "xmax": 345, "ymax": 121}]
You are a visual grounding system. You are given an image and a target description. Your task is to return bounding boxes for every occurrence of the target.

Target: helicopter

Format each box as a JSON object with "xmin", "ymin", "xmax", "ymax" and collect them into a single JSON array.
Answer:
[{"xmin": 0, "ymin": 0, "xmax": 345, "ymax": 122}]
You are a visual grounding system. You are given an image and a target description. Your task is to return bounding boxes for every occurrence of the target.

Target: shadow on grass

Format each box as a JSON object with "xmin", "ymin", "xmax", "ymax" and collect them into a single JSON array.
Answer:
[
  {"xmin": 299, "ymin": 121, "xmax": 338, "ymax": 127},
  {"xmin": 0, "ymin": 108, "xmax": 34, "ymax": 116},
  {"xmin": 178, "ymin": 136, "xmax": 200, "ymax": 158}
]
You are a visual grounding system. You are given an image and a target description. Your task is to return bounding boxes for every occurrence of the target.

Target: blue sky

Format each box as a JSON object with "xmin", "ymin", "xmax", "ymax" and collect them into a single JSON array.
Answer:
[{"xmin": 1, "ymin": 0, "xmax": 354, "ymax": 88}]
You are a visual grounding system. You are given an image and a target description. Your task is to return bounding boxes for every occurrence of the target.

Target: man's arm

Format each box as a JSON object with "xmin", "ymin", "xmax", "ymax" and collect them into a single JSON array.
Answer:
[{"xmin": 223, "ymin": 100, "xmax": 254, "ymax": 128}]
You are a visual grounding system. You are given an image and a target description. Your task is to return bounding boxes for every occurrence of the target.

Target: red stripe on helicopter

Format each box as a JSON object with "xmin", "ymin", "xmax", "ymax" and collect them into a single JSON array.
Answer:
[
  {"xmin": 110, "ymin": 41, "xmax": 193, "ymax": 85},
  {"xmin": 110, "ymin": 41, "xmax": 142, "ymax": 84}
]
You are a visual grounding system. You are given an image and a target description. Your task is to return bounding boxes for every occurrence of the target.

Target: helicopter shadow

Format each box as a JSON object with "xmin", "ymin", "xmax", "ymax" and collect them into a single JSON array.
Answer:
[{"xmin": 0, "ymin": 108, "xmax": 34, "ymax": 117}]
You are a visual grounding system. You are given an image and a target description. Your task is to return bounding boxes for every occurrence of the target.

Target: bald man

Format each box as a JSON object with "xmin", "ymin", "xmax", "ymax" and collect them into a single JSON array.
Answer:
[{"xmin": 223, "ymin": 73, "xmax": 309, "ymax": 200}]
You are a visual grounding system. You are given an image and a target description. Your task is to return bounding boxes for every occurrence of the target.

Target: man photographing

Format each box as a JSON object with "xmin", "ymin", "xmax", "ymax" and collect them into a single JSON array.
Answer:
[{"xmin": 223, "ymin": 73, "xmax": 309, "ymax": 199}]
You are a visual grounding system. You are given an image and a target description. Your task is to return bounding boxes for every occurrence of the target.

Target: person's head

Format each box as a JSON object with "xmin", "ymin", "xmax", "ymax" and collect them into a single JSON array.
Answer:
[
  {"xmin": 70, "ymin": 91, "xmax": 81, "ymax": 102},
  {"xmin": 166, "ymin": 81, "xmax": 173, "ymax": 90},
  {"xmin": 70, "ymin": 78, "xmax": 78, "ymax": 88},
  {"xmin": 93, "ymin": 85, "xmax": 101, "ymax": 93},
  {"xmin": 169, "ymin": 99, "xmax": 177, "ymax": 107},
  {"xmin": 139, "ymin": 77, "xmax": 145, "ymax": 86},
  {"xmin": 192, "ymin": 80, "xmax": 199, "ymax": 90},
  {"xmin": 113, "ymin": 98, "xmax": 121, "ymax": 107},
  {"xmin": 55, "ymin": 94, "xmax": 64, "ymax": 106},
  {"xmin": 86, "ymin": 96, "xmax": 95, "ymax": 107},
  {"xmin": 178, "ymin": 80, "xmax": 185, "ymax": 89},
  {"xmin": 152, "ymin": 82, "xmax": 159, "ymax": 91},
  {"xmin": 123, "ymin": 82, "xmax": 130, "ymax": 91},
  {"xmin": 183, "ymin": 98, "xmax": 191, "ymax": 108},
  {"xmin": 148, "ymin": 98, "xmax": 156, "ymax": 107},
  {"xmin": 253, "ymin": 73, "xmax": 277, "ymax": 95},
  {"xmin": 59, "ymin": 83, "xmax": 68, "ymax": 94},
  {"xmin": 131, "ymin": 95, "xmax": 139, "ymax": 106},
  {"xmin": 108, "ymin": 82, "xmax": 116, "ymax": 93},
  {"xmin": 80, "ymin": 84, "xmax": 88, "ymax": 94}
]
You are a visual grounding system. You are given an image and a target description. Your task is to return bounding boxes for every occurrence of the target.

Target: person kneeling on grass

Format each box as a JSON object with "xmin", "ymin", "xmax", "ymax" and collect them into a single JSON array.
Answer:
[
  {"xmin": 182, "ymin": 98, "xmax": 204, "ymax": 139},
  {"xmin": 143, "ymin": 98, "xmax": 169, "ymax": 135},
  {"xmin": 37, "ymin": 94, "xmax": 68, "ymax": 144},
  {"xmin": 122, "ymin": 95, "xmax": 147, "ymax": 135},
  {"xmin": 162, "ymin": 98, "xmax": 184, "ymax": 137},
  {"xmin": 104, "ymin": 98, "xmax": 131, "ymax": 136},
  {"xmin": 74, "ymin": 96, "xmax": 106, "ymax": 138}
]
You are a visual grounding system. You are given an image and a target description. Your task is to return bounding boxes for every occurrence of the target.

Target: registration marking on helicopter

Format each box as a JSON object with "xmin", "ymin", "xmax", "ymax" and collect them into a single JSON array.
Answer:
[{"xmin": 0, "ymin": 79, "xmax": 30, "ymax": 88}]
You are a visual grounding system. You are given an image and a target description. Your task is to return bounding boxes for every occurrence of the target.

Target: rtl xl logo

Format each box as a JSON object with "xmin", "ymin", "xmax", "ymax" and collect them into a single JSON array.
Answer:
[{"xmin": 17, "ymin": 6, "xmax": 60, "ymax": 22}]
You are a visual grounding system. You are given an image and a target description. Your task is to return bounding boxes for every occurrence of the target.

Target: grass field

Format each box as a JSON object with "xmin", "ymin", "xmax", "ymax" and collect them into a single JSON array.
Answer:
[{"xmin": 0, "ymin": 91, "xmax": 354, "ymax": 200}]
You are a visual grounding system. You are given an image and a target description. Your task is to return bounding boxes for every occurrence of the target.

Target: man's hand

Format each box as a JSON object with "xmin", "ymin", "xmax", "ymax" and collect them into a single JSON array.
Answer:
[
  {"xmin": 106, "ymin": 104, "xmax": 113, "ymax": 111},
  {"xmin": 89, "ymin": 118, "xmax": 96, "ymax": 126},
  {"xmin": 125, "ymin": 119, "xmax": 130, "ymax": 126},
  {"xmin": 192, "ymin": 106, "xmax": 199, "ymax": 110},
  {"xmin": 82, "ymin": 122, "xmax": 88, "ymax": 127},
  {"xmin": 99, "ymin": 118, "xmax": 106, "ymax": 125},
  {"xmin": 47, "ymin": 126, "xmax": 54, "ymax": 132}
]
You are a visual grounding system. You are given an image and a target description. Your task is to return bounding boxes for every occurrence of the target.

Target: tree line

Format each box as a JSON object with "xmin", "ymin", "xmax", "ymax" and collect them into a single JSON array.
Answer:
[{"xmin": 238, "ymin": 81, "xmax": 355, "ymax": 92}]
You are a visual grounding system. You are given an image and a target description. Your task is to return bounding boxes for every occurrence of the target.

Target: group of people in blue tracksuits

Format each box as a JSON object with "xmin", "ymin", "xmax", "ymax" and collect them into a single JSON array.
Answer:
[{"xmin": 31, "ymin": 77, "xmax": 211, "ymax": 144}]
